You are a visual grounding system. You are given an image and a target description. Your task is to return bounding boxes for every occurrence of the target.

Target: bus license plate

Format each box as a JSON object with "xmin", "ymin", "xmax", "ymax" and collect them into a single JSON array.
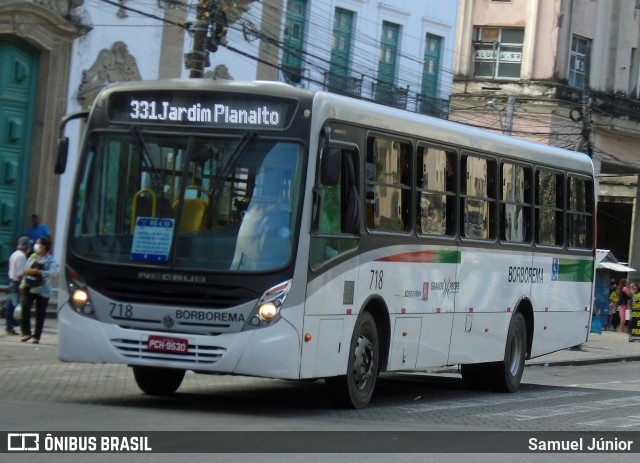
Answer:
[{"xmin": 147, "ymin": 335, "xmax": 189, "ymax": 354}]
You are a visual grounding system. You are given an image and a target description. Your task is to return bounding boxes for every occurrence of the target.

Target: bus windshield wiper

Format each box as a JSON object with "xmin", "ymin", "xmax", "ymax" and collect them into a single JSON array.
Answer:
[{"xmin": 209, "ymin": 130, "xmax": 256, "ymax": 200}]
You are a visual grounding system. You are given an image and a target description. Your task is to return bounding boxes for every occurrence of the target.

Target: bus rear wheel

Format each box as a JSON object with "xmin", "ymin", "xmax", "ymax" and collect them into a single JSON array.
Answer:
[
  {"xmin": 489, "ymin": 312, "xmax": 526, "ymax": 392},
  {"xmin": 461, "ymin": 312, "xmax": 527, "ymax": 392},
  {"xmin": 132, "ymin": 366, "xmax": 185, "ymax": 395},
  {"xmin": 326, "ymin": 312, "xmax": 379, "ymax": 409}
]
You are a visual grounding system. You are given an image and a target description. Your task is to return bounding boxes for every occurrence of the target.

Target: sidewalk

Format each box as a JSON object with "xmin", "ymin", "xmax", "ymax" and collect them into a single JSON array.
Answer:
[{"xmin": 525, "ymin": 328, "xmax": 640, "ymax": 367}]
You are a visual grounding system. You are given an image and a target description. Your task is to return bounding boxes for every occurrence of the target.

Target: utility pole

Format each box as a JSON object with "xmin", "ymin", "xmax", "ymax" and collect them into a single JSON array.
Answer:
[
  {"xmin": 504, "ymin": 96, "xmax": 515, "ymax": 136},
  {"xmin": 581, "ymin": 42, "xmax": 593, "ymax": 157},
  {"xmin": 184, "ymin": 1, "xmax": 230, "ymax": 78},
  {"xmin": 184, "ymin": 2, "xmax": 210, "ymax": 78},
  {"xmin": 183, "ymin": 1, "xmax": 256, "ymax": 78},
  {"xmin": 486, "ymin": 96, "xmax": 515, "ymax": 135}
]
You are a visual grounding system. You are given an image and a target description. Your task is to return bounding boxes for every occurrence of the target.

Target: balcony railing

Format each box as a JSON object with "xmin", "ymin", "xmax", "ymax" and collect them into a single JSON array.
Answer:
[
  {"xmin": 281, "ymin": 65, "xmax": 306, "ymax": 86},
  {"xmin": 415, "ymin": 94, "xmax": 450, "ymax": 119},
  {"xmin": 321, "ymin": 73, "xmax": 450, "ymax": 121},
  {"xmin": 323, "ymin": 71, "xmax": 363, "ymax": 98},
  {"xmin": 372, "ymin": 82, "xmax": 409, "ymax": 110}
]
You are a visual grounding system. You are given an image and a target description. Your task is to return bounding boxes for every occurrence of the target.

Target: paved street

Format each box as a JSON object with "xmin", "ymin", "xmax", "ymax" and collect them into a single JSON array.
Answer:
[
  {"xmin": 2, "ymin": 318, "xmax": 640, "ymax": 429},
  {"xmin": 1, "ymin": 317, "xmax": 640, "ymax": 462}
]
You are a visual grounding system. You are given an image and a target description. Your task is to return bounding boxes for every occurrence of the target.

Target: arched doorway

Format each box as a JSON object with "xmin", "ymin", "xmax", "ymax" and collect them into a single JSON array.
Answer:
[{"xmin": 0, "ymin": 37, "xmax": 38, "ymax": 283}]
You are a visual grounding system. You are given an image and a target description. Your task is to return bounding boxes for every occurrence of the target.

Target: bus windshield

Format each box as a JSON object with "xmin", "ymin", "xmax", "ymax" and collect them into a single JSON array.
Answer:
[{"xmin": 69, "ymin": 130, "xmax": 304, "ymax": 272}]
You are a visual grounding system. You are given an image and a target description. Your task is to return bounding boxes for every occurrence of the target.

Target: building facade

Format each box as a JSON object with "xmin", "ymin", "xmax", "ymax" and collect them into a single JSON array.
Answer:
[
  {"xmin": 0, "ymin": 0, "xmax": 191, "ymax": 280},
  {"xmin": 0, "ymin": 0, "xmax": 459, "ymax": 283},
  {"xmin": 450, "ymin": 0, "xmax": 640, "ymax": 275}
]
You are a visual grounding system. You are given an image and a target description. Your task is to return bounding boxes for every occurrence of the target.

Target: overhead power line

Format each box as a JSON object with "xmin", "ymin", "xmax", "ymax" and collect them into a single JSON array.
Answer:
[
  {"xmin": 88, "ymin": 0, "xmax": 615, "ymax": 152},
  {"xmin": 97, "ymin": 0, "xmax": 189, "ymax": 29}
]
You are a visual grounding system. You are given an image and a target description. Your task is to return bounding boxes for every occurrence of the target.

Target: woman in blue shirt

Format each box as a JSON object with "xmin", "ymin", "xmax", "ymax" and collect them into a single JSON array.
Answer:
[{"xmin": 20, "ymin": 237, "xmax": 58, "ymax": 343}]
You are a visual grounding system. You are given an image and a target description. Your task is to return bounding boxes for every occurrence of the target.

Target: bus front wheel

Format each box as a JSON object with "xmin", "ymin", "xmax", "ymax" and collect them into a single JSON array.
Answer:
[
  {"xmin": 326, "ymin": 312, "xmax": 379, "ymax": 409},
  {"xmin": 132, "ymin": 366, "xmax": 185, "ymax": 395}
]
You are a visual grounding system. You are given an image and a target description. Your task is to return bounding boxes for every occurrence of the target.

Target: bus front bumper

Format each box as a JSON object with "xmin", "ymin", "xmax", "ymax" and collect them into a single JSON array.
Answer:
[{"xmin": 57, "ymin": 304, "xmax": 301, "ymax": 379}]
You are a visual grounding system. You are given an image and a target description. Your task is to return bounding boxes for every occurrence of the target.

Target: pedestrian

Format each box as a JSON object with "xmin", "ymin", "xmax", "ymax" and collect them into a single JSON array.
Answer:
[
  {"xmin": 609, "ymin": 279, "xmax": 619, "ymax": 330},
  {"xmin": 590, "ymin": 299, "xmax": 602, "ymax": 334},
  {"xmin": 20, "ymin": 237, "xmax": 57, "ymax": 344},
  {"xmin": 23, "ymin": 213, "xmax": 51, "ymax": 253},
  {"xmin": 616, "ymin": 279, "xmax": 632, "ymax": 334},
  {"xmin": 629, "ymin": 281, "xmax": 639, "ymax": 333},
  {"xmin": 4, "ymin": 236, "xmax": 31, "ymax": 335}
]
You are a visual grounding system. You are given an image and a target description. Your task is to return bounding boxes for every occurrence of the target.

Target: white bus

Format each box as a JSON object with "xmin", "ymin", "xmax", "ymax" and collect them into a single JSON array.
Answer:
[{"xmin": 56, "ymin": 80, "xmax": 595, "ymax": 408}]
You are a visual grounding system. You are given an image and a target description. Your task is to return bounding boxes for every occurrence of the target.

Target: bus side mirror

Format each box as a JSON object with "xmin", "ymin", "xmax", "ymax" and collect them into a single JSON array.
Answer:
[
  {"xmin": 55, "ymin": 109, "xmax": 89, "ymax": 175},
  {"xmin": 320, "ymin": 148, "xmax": 341, "ymax": 186},
  {"xmin": 54, "ymin": 137, "xmax": 69, "ymax": 175}
]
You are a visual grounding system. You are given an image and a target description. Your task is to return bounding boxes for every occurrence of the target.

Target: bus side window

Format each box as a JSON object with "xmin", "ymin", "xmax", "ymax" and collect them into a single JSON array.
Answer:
[
  {"xmin": 365, "ymin": 137, "xmax": 412, "ymax": 233},
  {"xmin": 310, "ymin": 147, "xmax": 360, "ymax": 269},
  {"xmin": 500, "ymin": 163, "xmax": 532, "ymax": 243},
  {"xmin": 567, "ymin": 176, "xmax": 593, "ymax": 248},
  {"xmin": 460, "ymin": 153, "xmax": 496, "ymax": 240},
  {"xmin": 535, "ymin": 170, "xmax": 564, "ymax": 246},
  {"xmin": 417, "ymin": 145, "xmax": 456, "ymax": 237}
]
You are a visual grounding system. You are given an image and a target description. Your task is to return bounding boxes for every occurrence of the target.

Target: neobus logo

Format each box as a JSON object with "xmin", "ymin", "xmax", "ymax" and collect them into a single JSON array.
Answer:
[{"xmin": 137, "ymin": 272, "xmax": 206, "ymax": 284}]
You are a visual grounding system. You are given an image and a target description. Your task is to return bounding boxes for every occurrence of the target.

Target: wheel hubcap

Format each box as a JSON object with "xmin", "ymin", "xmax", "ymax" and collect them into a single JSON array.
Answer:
[
  {"xmin": 507, "ymin": 330, "xmax": 523, "ymax": 376},
  {"xmin": 353, "ymin": 334, "xmax": 374, "ymax": 390}
]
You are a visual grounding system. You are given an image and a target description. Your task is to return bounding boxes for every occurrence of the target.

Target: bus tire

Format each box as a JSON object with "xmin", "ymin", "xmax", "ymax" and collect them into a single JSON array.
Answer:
[
  {"xmin": 490, "ymin": 312, "xmax": 526, "ymax": 392},
  {"xmin": 133, "ymin": 366, "xmax": 185, "ymax": 395},
  {"xmin": 325, "ymin": 312, "xmax": 379, "ymax": 409}
]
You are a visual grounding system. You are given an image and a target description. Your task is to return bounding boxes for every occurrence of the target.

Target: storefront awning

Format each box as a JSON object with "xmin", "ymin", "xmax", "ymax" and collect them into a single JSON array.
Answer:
[
  {"xmin": 597, "ymin": 261, "xmax": 636, "ymax": 272},
  {"xmin": 595, "ymin": 249, "xmax": 636, "ymax": 272}
]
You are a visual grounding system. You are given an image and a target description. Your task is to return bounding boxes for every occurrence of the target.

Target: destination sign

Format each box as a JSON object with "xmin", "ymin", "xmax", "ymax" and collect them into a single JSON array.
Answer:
[{"xmin": 108, "ymin": 91, "xmax": 297, "ymax": 129}]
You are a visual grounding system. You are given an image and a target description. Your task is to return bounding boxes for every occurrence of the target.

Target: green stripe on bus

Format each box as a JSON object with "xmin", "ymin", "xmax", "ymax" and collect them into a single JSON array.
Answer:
[
  {"xmin": 376, "ymin": 250, "xmax": 461, "ymax": 263},
  {"xmin": 557, "ymin": 258, "xmax": 594, "ymax": 282}
]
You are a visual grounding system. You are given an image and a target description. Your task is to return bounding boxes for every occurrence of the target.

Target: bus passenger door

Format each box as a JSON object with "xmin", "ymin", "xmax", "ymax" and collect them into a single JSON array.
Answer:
[
  {"xmin": 309, "ymin": 146, "xmax": 360, "ymax": 263},
  {"xmin": 302, "ymin": 146, "xmax": 361, "ymax": 378}
]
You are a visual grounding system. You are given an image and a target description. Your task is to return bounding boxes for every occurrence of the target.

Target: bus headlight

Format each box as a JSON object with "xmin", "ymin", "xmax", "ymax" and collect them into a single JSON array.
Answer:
[
  {"xmin": 258, "ymin": 301, "xmax": 280, "ymax": 320},
  {"xmin": 245, "ymin": 280, "xmax": 292, "ymax": 330},
  {"xmin": 71, "ymin": 289, "xmax": 89, "ymax": 307},
  {"xmin": 66, "ymin": 267, "xmax": 95, "ymax": 317}
]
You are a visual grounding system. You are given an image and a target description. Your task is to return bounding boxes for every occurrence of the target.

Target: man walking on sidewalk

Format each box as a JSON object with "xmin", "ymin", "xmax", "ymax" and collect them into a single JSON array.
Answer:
[{"xmin": 4, "ymin": 236, "xmax": 30, "ymax": 335}]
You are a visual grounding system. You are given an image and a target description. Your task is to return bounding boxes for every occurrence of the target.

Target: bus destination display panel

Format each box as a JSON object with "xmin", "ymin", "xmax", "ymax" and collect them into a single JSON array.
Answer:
[{"xmin": 107, "ymin": 91, "xmax": 298, "ymax": 130}]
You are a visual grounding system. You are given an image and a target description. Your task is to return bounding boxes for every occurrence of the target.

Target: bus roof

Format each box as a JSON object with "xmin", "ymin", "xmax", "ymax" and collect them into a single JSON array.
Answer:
[
  {"xmin": 96, "ymin": 79, "xmax": 593, "ymax": 175},
  {"xmin": 313, "ymin": 91, "xmax": 594, "ymax": 176}
]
